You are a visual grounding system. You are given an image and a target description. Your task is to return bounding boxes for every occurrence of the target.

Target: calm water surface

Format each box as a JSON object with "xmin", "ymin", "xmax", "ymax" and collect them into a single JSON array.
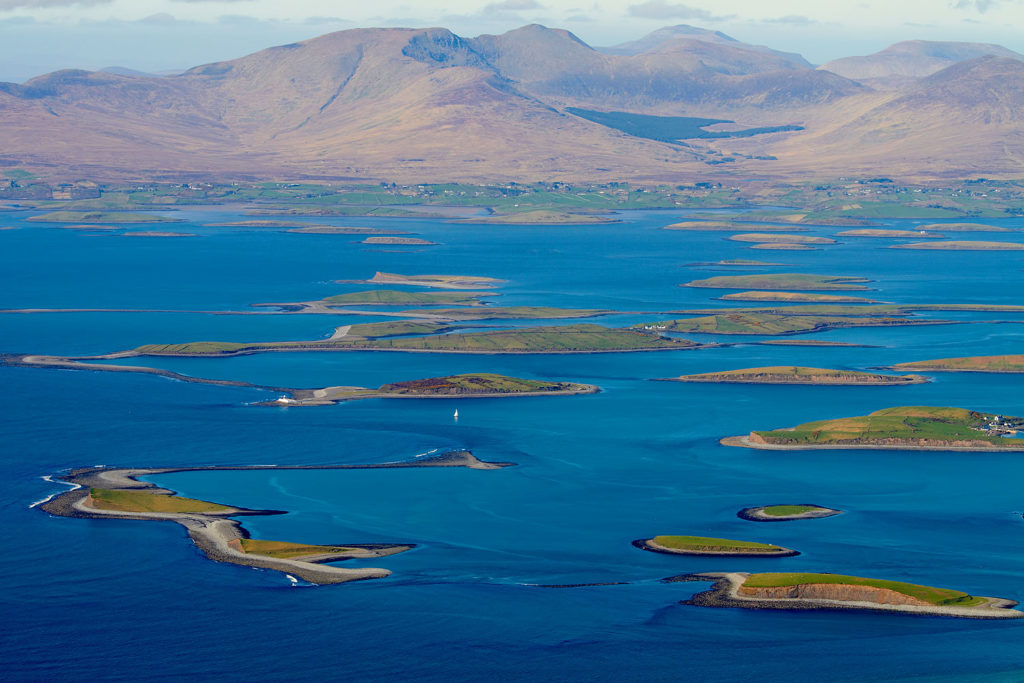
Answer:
[{"xmin": 2, "ymin": 208, "xmax": 1024, "ymax": 681}]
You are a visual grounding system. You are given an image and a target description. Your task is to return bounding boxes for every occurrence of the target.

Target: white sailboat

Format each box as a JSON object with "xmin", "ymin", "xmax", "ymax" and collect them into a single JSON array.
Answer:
[{"xmin": 453, "ymin": 409, "xmax": 459, "ymax": 419}]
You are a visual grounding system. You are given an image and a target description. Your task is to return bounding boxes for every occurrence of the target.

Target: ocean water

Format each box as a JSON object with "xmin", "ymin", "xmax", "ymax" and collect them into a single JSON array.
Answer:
[{"xmin": 2, "ymin": 208, "xmax": 1024, "ymax": 681}]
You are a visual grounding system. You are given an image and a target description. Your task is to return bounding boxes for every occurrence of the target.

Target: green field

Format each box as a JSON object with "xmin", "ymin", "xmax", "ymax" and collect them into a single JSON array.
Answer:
[
  {"xmin": 238, "ymin": 539, "xmax": 357, "ymax": 559},
  {"xmin": 651, "ymin": 535, "xmax": 785, "ymax": 553},
  {"xmin": 89, "ymin": 488, "xmax": 232, "ymax": 513},
  {"xmin": 754, "ymin": 406, "xmax": 1023, "ymax": 447},
  {"xmin": 673, "ymin": 366, "xmax": 923, "ymax": 384},
  {"xmin": 26, "ymin": 211, "xmax": 179, "ymax": 224},
  {"xmin": 742, "ymin": 573, "xmax": 986, "ymax": 607},
  {"xmin": 322, "ymin": 290, "xmax": 493, "ymax": 306},
  {"xmin": 760, "ymin": 505, "xmax": 824, "ymax": 517},
  {"xmin": 379, "ymin": 373, "xmax": 579, "ymax": 394},
  {"xmin": 684, "ymin": 273, "xmax": 871, "ymax": 291},
  {"xmin": 892, "ymin": 355, "xmax": 1024, "ymax": 373},
  {"xmin": 639, "ymin": 313, "xmax": 931, "ymax": 336}
]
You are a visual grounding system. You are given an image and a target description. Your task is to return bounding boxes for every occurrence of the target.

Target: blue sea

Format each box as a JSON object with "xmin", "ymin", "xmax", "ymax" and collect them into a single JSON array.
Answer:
[{"xmin": 2, "ymin": 207, "xmax": 1024, "ymax": 681}]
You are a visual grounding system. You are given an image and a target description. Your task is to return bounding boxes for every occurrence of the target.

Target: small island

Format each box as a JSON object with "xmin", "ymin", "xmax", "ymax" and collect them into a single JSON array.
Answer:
[
  {"xmin": 665, "ymin": 221, "xmax": 806, "ymax": 232},
  {"xmin": 916, "ymin": 222, "xmax": 1012, "ymax": 233},
  {"xmin": 891, "ymin": 240, "xmax": 1024, "ymax": 251},
  {"xmin": 288, "ymin": 226, "xmax": 401, "ymax": 234},
  {"xmin": 750, "ymin": 243, "xmax": 817, "ymax": 250},
  {"xmin": 123, "ymin": 231, "xmax": 197, "ymax": 238},
  {"xmin": 678, "ymin": 572, "xmax": 1022, "ymax": 619},
  {"xmin": 361, "ymin": 236, "xmax": 437, "ymax": 245},
  {"xmin": 757, "ymin": 340, "xmax": 876, "ymax": 347},
  {"xmin": 890, "ymin": 354, "xmax": 1024, "ymax": 373},
  {"xmin": 26, "ymin": 210, "xmax": 181, "ymax": 224},
  {"xmin": 684, "ymin": 273, "xmax": 871, "ymax": 291},
  {"xmin": 633, "ymin": 535, "xmax": 798, "ymax": 557},
  {"xmin": 635, "ymin": 313, "xmax": 946, "ymax": 336},
  {"xmin": 689, "ymin": 259, "xmax": 786, "ymax": 266},
  {"xmin": 663, "ymin": 366, "xmax": 928, "ymax": 385},
  {"xmin": 319, "ymin": 290, "xmax": 495, "ymax": 307},
  {"xmin": 723, "ymin": 406, "xmax": 1024, "ymax": 451},
  {"xmin": 352, "ymin": 272, "xmax": 506, "ymax": 289},
  {"xmin": 459, "ymin": 210, "xmax": 617, "ymax": 224},
  {"xmin": 727, "ymin": 233, "xmax": 836, "ymax": 245},
  {"xmin": 38, "ymin": 451, "xmax": 510, "ymax": 585},
  {"xmin": 720, "ymin": 291, "xmax": 877, "ymax": 303},
  {"xmin": 261, "ymin": 373, "xmax": 600, "ymax": 406},
  {"xmin": 836, "ymin": 229, "xmax": 945, "ymax": 238},
  {"xmin": 737, "ymin": 504, "xmax": 843, "ymax": 521}
]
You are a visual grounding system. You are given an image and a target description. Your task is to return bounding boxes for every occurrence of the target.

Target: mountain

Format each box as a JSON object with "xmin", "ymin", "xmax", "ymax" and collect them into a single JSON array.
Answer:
[
  {"xmin": 0, "ymin": 25, "xmax": 1022, "ymax": 183},
  {"xmin": 819, "ymin": 40, "xmax": 1024, "ymax": 88}
]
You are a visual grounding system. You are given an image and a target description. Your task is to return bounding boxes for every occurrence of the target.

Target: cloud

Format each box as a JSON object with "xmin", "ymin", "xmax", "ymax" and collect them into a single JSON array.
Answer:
[
  {"xmin": 627, "ymin": 1, "xmax": 729, "ymax": 21},
  {"xmin": 139, "ymin": 12, "xmax": 176, "ymax": 24},
  {"xmin": 565, "ymin": 13, "xmax": 593, "ymax": 22},
  {"xmin": 170, "ymin": 0, "xmax": 255, "ymax": 3},
  {"xmin": 952, "ymin": 0, "xmax": 1009, "ymax": 11},
  {"xmin": 483, "ymin": 0, "xmax": 542, "ymax": 9},
  {"xmin": 0, "ymin": 0, "xmax": 110, "ymax": 8},
  {"xmin": 761, "ymin": 15, "xmax": 817, "ymax": 25}
]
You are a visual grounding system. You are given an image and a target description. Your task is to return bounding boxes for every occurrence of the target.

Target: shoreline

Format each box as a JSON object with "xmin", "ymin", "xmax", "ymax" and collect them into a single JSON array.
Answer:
[
  {"xmin": 38, "ymin": 451, "xmax": 512, "ymax": 584},
  {"xmin": 673, "ymin": 572, "xmax": 1023, "ymax": 620},
  {"xmin": 631, "ymin": 538, "xmax": 799, "ymax": 558},
  {"xmin": 737, "ymin": 505, "xmax": 843, "ymax": 522},
  {"xmin": 721, "ymin": 434, "xmax": 1024, "ymax": 452},
  {"xmin": 658, "ymin": 375, "xmax": 929, "ymax": 386}
]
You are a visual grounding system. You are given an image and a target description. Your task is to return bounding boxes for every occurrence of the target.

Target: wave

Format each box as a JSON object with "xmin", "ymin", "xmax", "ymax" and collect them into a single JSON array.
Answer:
[{"xmin": 28, "ymin": 474, "xmax": 82, "ymax": 509}]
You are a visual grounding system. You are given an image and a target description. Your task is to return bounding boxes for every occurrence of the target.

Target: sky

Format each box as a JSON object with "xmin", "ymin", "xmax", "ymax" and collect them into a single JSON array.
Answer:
[{"xmin": 1, "ymin": 0, "xmax": 1023, "ymax": 82}]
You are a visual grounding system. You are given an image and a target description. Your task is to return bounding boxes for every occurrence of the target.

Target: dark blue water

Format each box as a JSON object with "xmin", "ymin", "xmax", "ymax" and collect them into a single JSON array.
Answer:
[{"xmin": 3, "ymin": 208, "xmax": 1024, "ymax": 681}]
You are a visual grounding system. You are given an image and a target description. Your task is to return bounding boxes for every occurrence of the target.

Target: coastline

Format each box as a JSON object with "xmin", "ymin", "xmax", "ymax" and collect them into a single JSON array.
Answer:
[
  {"xmin": 37, "ymin": 451, "xmax": 512, "ymax": 584},
  {"xmin": 721, "ymin": 435, "xmax": 1024, "ymax": 452},
  {"xmin": 631, "ymin": 538, "xmax": 799, "ymax": 558},
  {"xmin": 659, "ymin": 375, "xmax": 929, "ymax": 386},
  {"xmin": 673, "ymin": 573, "xmax": 1023, "ymax": 620}
]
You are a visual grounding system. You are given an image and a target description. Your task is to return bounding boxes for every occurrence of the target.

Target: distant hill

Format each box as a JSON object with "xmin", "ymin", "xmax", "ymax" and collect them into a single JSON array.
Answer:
[
  {"xmin": 0, "ymin": 25, "xmax": 1022, "ymax": 182},
  {"xmin": 819, "ymin": 40, "xmax": 1024, "ymax": 88}
]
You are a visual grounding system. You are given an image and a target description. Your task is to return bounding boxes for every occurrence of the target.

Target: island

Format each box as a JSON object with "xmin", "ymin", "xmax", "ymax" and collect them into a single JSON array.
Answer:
[
  {"xmin": 677, "ymin": 572, "xmax": 1022, "ymax": 619},
  {"xmin": 458, "ymin": 210, "xmax": 618, "ymax": 224},
  {"xmin": 26, "ymin": 210, "xmax": 181, "ymax": 224},
  {"xmin": 261, "ymin": 373, "xmax": 600, "ymax": 406},
  {"xmin": 38, "ymin": 451, "xmax": 511, "ymax": 585},
  {"xmin": 684, "ymin": 273, "xmax": 871, "ymax": 291},
  {"xmin": 665, "ymin": 221, "xmax": 806, "ymax": 232},
  {"xmin": 727, "ymin": 233, "xmax": 836, "ymax": 245},
  {"xmin": 836, "ymin": 229, "xmax": 945, "ymax": 238},
  {"xmin": 347, "ymin": 272, "xmax": 506, "ymax": 289},
  {"xmin": 123, "ymin": 231, "xmax": 197, "ymax": 238},
  {"xmin": 890, "ymin": 354, "xmax": 1024, "ymax": 373},
  {"xmin": 318, "ymin": 290, "xmax": 495, "ymax": 307},
  {"xmin": 916, "ymin": 222, "xmax": 1012, "ymax": 232},
  {"xmin": 662, "ymin": 366, "xmax": 928, "ymax": 385},
  {"xmin": 891, "ymin": 240, "xmax": 1024, "ymax": 251},
  {"xmin": 633, "ymin": 535, "xmax": 798, "ymax": 557},
  {"xmin": 688, "ymin": 260, "xmax": 786, "ymax": 266},
  {"xmin": 390, "ymin": 306, "xmax": 613, "ymax": 321},
  {"xmin": 361, "ymin": 236, "xmax": 437, "ymax": 245},
  {"xmin": 287, "ymin": 226, "xmax": 402, "ymax": 234},
  {"xmin": 634, "ymin": 313, "xmax": 948, "ymax": 336},
  {"xmin": 737, "ymin": 505, "xmax": 843, "ymax": 521},
  {"xmin": 723, "ymin": 406, "xmax": 1024, "ymax": 451},
  {"xmin": 719, "ymin": 292, "xmax": 877, "ymax": 303},
  {"xmin": 749, "ymin": 243, "xmax": 817, "ymax": 250},
  {"xmin": 757, "ymin": 340, "xmax": 876, "ymax": 347}
]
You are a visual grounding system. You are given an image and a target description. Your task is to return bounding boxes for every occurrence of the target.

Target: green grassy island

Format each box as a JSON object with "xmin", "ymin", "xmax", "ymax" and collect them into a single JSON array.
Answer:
[
  {"xmin": 891, "ymin": 354, "xmax": 1024, "ymax": 373},
  {"xmin": 720, "ymin": 291, "xmax": 877, "ymax": 303},
  {"xmin": 665, "ymin": 221, "xmax": 807, "ymax": 232},
  {"xmin": 726, "ymin": 406, "xmax": 1024, "ymax": 451},
  {"xmin": 684, "ymin": 273, "xmax": 871, "ymax": 291},
  {"xmin": 836, "ymin": 229, "xmax": 945, "ymax": 238},
  {"xmin": 750, "ymin": 243, "xmax": 817, "ymax": 250},
  {"xmin": 321, "ymin": 290, "xmax": 495, "ymax": 307},
  {"xmin": 363, "ymin": 272, "xmax": 505, "ymax": 289},
  {"xmin": 665, "ymin": 366, "xmax": 928, "ymax": 385},
  {"xmin": 460, "ymin": 210, "xmax": 617, "ymax": 224},
  {"xmin": 269, "ymin": 373, "xmax": 600, "ymax": 406},
  {"xmin": 133, "ymin": 323, "xmax": 696, "ymax": 356},
  {"xmin": 392, "ymin": 306, "xmax": 611, "ymax": 321},
  {"xmin": 634, "ymin": 535, "xmax": 798, "ymax": 557},
  {"xmin": 362, "ymin": 236, "xmax": 437, "ymax": 245},
  {"xmin": 27, "ymin": 210, "xmax": 180, "ymax": 224},
  {"xmin": 635, "ymin": 313, "xmax": 940, "ymax": 336},
  {"xmin": 727, "ymin": 233, "xmax": 836, "ymax": 245},
  {"xmin": 737, "ymin": 504, "xmax": 843, "ymax": 521},
  {"xmin": 891, "ymin": 240, "xmax": 1024, "ymax": 251},
  {"xmin": 916, "ymin": 222, "xmax": 1012, "ymax": 232}
]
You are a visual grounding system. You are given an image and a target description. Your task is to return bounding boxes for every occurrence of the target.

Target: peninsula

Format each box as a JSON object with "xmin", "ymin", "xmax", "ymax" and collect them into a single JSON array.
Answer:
[
  {"xmin": 737, "ymin": 505, "xmax": 843, "ymax": 521},
  {"xmin": 916, "ymin": 222, "xmax": 1012, "ymax": 232},
  {"xmin": 678, "ymin": 572, "xmax": 1022, "ymax": 619},
  {"xmin": 633, "ymin": 535, "xmax": 798, "ymax": 557},
  {"xmin": 684, "ymin": 274, "xmax": 871, "ymax": 291},
  {"xmin": 663, "ymin": 366, "xmax": 928, "ymax": 385},
  {"xmin": 26, "ymin": 210, "xmax": 180, "ymax": 224},
  {"xmin": 39, "ymin": 451, "xmax": 510, "ymax": 584},
  {"xmin": 724, "ymin": 406, "xmax": 1024, "ymax": 451},
  {"xmin": 890, "ymin": 354, "xmax": 1024, "ymax": 373},
  {"xmin": 635, "ymin": 313, "xmax": 947, "ymax": 336}
]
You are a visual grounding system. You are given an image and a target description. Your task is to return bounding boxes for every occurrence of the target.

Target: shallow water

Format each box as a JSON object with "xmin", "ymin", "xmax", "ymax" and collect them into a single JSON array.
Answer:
[{"xmin": 3, "ymin": 208, "xmax": 1024, "ymax": 681}]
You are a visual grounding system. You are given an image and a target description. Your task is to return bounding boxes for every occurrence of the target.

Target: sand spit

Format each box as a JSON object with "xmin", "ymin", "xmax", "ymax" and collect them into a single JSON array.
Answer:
[
  {"xmin": 38, "ymin": 451, "xmax": 510, "ymax": 585},
  {"xmin": 672, "ymin": 573, "xmax": 1023, "ymax": 619}
]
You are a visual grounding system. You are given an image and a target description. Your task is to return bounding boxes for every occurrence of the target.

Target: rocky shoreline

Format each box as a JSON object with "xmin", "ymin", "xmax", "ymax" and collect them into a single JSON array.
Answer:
[
  {"xmin": 721, "ymin": 434, "xmax": 1024, "ymax": 452},
  {"xmin": 737, "ymin": 505, "xmax": 843, "ymax": 522},
  {"xmin": 632, "ymin": 538, "xmax": 799, "ymax": 558}
]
